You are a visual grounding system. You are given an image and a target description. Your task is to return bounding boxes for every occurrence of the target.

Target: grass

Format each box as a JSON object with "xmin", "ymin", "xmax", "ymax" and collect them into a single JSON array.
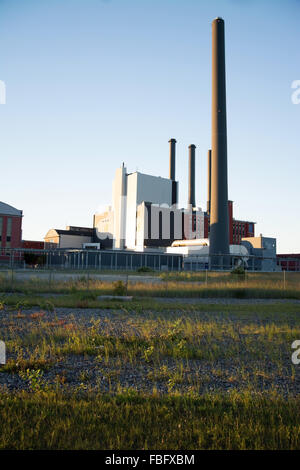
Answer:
[
  {"xmin": 1, "ymin": 277, "xmax": 300, "ymax": 450},
  {"xmin": 160, "ymin": 270, "xmax": 300, "ymax": 283},
  {"xmin": 1, "ymin": 303, "xmax": 299, "ymax": 349},
  {"xmin": 0, "ymin": 358, "xmax": 53, "ymax": 373},
  {"xmin": 0, "ymin": 390, "xmax": 300, "ymax": 449},
  {"xmin": 1, "ymin": 302, "xmax": 300, "ymax": 379},
  {"xmin": 0, "ymin": 270, "xmax": 300, "ymax": 301},
  {"xmin": 0, "ymin": 290, "xmax": 299, "ymax": 315}
]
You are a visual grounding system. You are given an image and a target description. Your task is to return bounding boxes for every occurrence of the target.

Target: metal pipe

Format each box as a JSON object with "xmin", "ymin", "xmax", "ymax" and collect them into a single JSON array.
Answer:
[
  {"xmin": 188, "ymin": 144, "xmax": 196, "ymax": 207},
  {"xmin": 207, "ymin": 149, "xmax": 211, "ymax": 214},
  {"xmin": 209, "ymin": 17, "xmax": 230, "ymax": 264},
  {"xmin": 168, "ymin": 138, "xmax": 176, "ymax": 181}
]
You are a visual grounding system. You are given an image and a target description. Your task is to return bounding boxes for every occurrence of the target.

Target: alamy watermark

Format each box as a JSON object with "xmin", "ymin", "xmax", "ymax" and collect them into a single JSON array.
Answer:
[
  {"xmin": 291, "ymin": 340, "xmax": 300, "ymax": 365},
  {"xmin": 0, "ymin": 80, "xmax": 6, "ymax": 104},
  {"xmin": 291, "ymin": 80, "xmax": 300, "ymax": 104},
  {"xmin": 0, "ymin": 341, "xmax": 5, "ymax": 365}
]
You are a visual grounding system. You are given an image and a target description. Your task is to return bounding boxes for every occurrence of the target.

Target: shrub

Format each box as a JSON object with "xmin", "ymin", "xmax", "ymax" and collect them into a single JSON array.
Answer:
[
  {"xmin": 231, "ymin": 266, "xmax": 246, "ymax": 280},
  {"xmin": 76, "ymin": 291, "xmax": 97, "ymax": 301},
  {"xmin": 113, "ymin": 281, "xmax": 127, "ymax": 296},
  {"xmin": 137, "ymin": 266, "xmax": 154, "ymax": 273}
]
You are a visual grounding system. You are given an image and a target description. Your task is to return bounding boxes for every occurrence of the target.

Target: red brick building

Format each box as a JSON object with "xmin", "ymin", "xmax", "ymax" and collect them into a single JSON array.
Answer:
[
  {"xmin": 204, "ymin": 200, "xmax": 255, "ymax": 244},
  {"xmin": 22, "ymin": 240, "xmax": 44, "ymax": 250},
  {"xmin": 277, "ymin": 254, "xmax": 300, "ymax": 271},
  {"xmin": 0, "ymin": 201, "xmax": 23, "ymax": 261}
]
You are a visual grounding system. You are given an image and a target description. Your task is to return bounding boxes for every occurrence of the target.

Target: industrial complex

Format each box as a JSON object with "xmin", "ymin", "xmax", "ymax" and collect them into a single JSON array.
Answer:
[{"xmin": 0, "ymin": 18, "xmax": 298, "ymax": 271}]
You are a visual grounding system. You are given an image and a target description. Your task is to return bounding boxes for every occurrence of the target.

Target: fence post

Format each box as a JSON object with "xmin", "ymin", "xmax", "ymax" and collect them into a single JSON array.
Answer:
[
  {"xmin": 283, "ymin": 270, "xmax": 286, "ymax": 290},
  {"xmin": 10, "ymin": 267, "xmax": 14, "ymax": 292}
]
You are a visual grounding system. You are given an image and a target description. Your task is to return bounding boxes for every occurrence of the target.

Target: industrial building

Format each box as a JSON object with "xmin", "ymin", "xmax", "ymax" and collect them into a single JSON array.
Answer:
[
  {"xmin": 44, "ymin": 226, "xmax": 95, "ymax": 249},
  {"xmin": 92, "ymin": 145, "xmax": 205, "ymax": 252},
  {"xmin": 90, "ymin": 19, "xmax": 256, "ymax": 258},
  {"xmin": 41, "ymin": 18, "xmax": 283, "ymax": 271},
  {"xmin": 92, "ymin": 138, "xmax": 254, "ymax": 256},
  {"xmin": 0, "ymin": 18, "xmax": 296, "ymax": 272},
  {"xmin": 22, "ymin": 240, "xmax": 45, "ymax": 250},
  {"xmin": 241, "ymin": 236, "xmax": 277, "ymax": 271},
  {"xmin": 0, "ymin": 201, "xmax": 47, "ymax": 263},
  {"xmin": 204, "ymin": 200, "xmax": 255, "ymax": 243},
  {"xmin": 0, "ymin": 201, "xmax": 23, "ymax": 261},
  {"xmin": 277, "ymin": 254, "xmax": 300, "ymax": 272}
]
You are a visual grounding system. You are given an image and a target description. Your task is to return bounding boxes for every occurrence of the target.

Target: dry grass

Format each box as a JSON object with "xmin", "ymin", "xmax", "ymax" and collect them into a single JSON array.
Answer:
[
  {"xmin": 1, "ymin": 390, "xmax": 300, "ymax": 449},
  {"xmin": 0, "ymin": 270, "xmax": 300, "ymax": 301}
]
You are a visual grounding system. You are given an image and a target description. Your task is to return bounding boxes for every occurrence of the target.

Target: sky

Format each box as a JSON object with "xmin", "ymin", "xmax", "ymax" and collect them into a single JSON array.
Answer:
[{"xmin": 0, "ymin": 0, "xmax": 299, "ymax": 253}]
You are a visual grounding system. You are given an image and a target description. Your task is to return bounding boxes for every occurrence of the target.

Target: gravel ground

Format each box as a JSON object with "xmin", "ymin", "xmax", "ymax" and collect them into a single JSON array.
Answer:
[{"xmin": 1, "ymin": 305, "xmax": 300, "ymax": 397}]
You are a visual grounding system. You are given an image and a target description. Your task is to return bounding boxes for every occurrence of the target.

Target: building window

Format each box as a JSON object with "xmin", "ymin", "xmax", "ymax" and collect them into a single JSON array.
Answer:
[
  {"xmin": 0, "ymin": 217, "xmax": 2, "ymax": 245},
  {"xmin": 7, "ymin": 218, "xmax": 12, "ymax": 237},
  {"xmin": 5, "ymin": 218, "xmax": 12, "ymax": 248}
]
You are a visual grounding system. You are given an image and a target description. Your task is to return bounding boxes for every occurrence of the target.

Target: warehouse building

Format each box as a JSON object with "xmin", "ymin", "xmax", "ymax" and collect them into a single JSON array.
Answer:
[
  {"xmin": 0, "ymin": 202, "xmax": 23, "ymax": 261},
  {"xmin": 277, "ymin": 254, "xmax": 300, "ymax": 272},
  {"xmin": 241, "ymin": 236, "xmax": 278, "ymax": 271},
  {"xmin": 44, "ymin": 226, "xmax": 94, "ymax": 249}
]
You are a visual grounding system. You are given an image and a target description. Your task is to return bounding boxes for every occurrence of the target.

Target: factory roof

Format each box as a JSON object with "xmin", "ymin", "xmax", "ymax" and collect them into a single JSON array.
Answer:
[
  {"xmin": 45, "ymin": 228, "xmax": 93, "ymax": 238},
  {"xmin": 55, "ymin": 229, "xmax": 93, "ymax": 237},
  {"xmin": 277, "ymin": 253, "xmax": 300, "ymax": 259},
  {"xmin": 233, "ymin": 218, "xmax": 256, "ymax": 224},
  {"xmin": 0, "ymin": 201, "xmax": 22, "ymax": 217}
]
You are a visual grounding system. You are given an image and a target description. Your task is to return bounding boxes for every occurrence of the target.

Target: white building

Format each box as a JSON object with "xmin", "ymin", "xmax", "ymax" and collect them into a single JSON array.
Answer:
[
  {"xmin": 93, "ymin": 164, "xmax": 204, "ymax": 251},
  {"xmin": 125, "ymin": 169, "xmax": 175, "ymax": 250}
]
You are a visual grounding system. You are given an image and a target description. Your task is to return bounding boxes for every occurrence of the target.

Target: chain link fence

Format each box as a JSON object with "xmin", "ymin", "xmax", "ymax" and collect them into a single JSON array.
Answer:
[{"xmin": 0, "ymin": 248, "xmax": 298, "ymax": 275}]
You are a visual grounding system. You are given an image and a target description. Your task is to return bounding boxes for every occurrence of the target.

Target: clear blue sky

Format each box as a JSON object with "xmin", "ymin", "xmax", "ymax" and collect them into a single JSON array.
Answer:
[{"xmin": 0, "ymin": 0, "xmax": 299, "ymax": 253}]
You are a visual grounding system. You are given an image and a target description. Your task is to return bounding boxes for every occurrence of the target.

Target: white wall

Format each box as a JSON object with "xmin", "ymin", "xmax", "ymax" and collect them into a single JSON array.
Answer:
[
  {"xmin": 125, "ymin": 172, "xmax": 174, "ymax": 250},
  {"xmin": 136, "ymin": 203, "xmax": 146, "ymax": 250},
  {"xmin": 136, "ymin": 173, "xmax": 173, "ymax": 206},
  {"xmin": 111, "ymin": 167, "xmax": 176, "ymax": 250},
  {"xmin": 125, "ymin": 173, "xmax": 138, "ymax": 249},
  {"xmin": 112, "ymin": 166, "xmax": 127, "ymax": 249}
]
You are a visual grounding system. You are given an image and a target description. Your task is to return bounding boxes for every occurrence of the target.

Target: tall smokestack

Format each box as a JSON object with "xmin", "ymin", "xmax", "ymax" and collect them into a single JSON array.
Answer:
[
  {"xmin": 169, "ymin": 139, "xmax": 176, "ymax": 181},
  {"xmin": 188, "ymin": 144, "xmax": 196, "ymax": 207},
  {"xmin": 207, "ymin": 149, "xmax": 211, "ymax": 214},
  {"xmin": 209, "ymin": 17, "xmax": 230, "ymax": 265}
]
